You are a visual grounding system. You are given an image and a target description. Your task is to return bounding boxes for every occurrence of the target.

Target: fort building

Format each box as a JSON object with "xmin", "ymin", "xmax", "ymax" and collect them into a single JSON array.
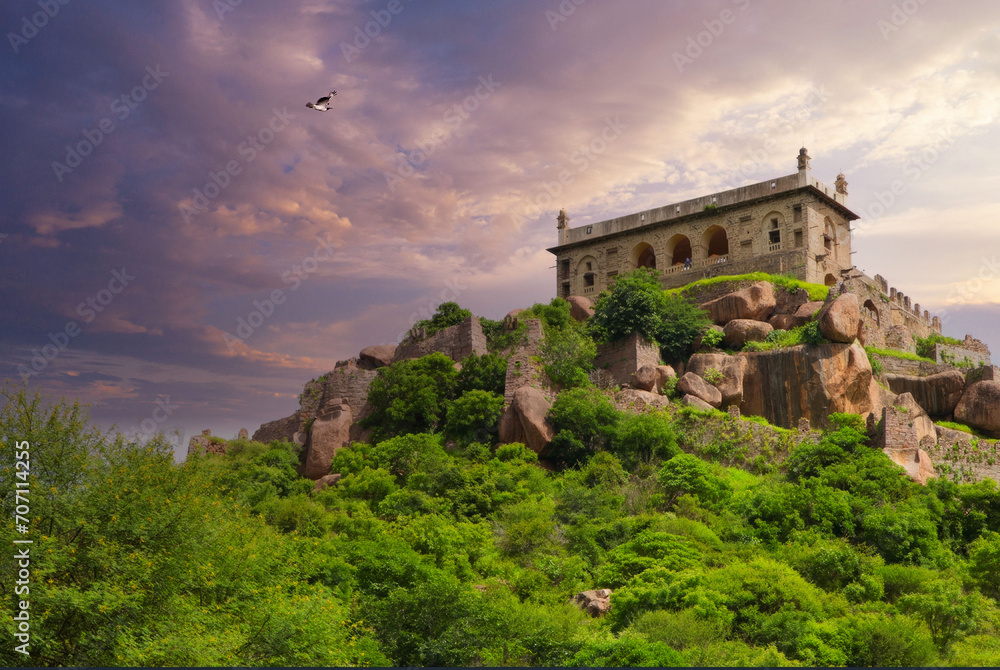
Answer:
[{"xmin": 547, "ymin": 148, "xmax": 858, "ymax": 296}]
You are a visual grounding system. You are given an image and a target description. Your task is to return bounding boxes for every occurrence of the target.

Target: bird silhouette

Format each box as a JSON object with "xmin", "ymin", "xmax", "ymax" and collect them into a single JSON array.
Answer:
[{"xmin": 306, "ymin": 91, "xmax": 337, "ymax": 111}]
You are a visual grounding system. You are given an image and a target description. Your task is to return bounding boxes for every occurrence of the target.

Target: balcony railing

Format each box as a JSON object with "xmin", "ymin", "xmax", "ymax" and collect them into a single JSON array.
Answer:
[{"xmin": 768, "ymin": 242, "xmax": 782, "ymax": 253}]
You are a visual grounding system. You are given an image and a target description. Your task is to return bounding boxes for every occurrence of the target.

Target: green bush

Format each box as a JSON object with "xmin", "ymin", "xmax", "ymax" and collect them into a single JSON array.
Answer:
[
  {"xmin": 611, "ymin": 411, "xmax": 681, "ymax": 469},
  {"xmin": 546, "ymin": 387, "xmax": 620, "ymax": 467},
  {"xmin": 361, "ymin": 352, "xmax": 458, "ymax": 443},
  {"xmin": 915, "ymin": 333, "xmax": 962, "ymax": 360},
  {"xmin": 416, "ymin": 301, "xmax": 472, "ymax": 337},
  {"xmin": 456, "ymin": 352, "xmax": 508, "ymax": 396},
  {"xmin": 588, "ymin": 268, "xmax": 669, "ymax": 344},
  {"xmin": 444, "ymin": 390, "xmax": 504, "ymax": 446}
]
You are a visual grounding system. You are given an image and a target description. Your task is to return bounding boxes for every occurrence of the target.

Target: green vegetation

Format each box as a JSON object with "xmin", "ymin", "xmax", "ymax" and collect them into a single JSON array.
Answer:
[
  {"xmin": 937, "ymin": 421, "xmax": 975, "ymax": 435},
  {"xmin": 415, "ymin": 301, "xmax": 472, "ymax": 338},
  {"xmin": 915, "ymin": 333, "xmax": 962, "ymax": 360},
  {"xmin": 742, "ymin": 322, "xmax": 826, "ymax": 352},
  {"xmin": 9, "ymin": 366, "xmax": 1000, "ymax": 667},
  {"xmin": 866, "ymin": 346, "xmax": 936, "ymax": 364},
  {"xmin": 667, "ymin": 272, "xmax": 830, "ymax": 302}
]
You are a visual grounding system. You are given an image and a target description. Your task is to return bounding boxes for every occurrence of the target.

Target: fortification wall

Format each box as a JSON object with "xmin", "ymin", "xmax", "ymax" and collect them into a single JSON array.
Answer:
[
  {"xmin": 393, "ymin": 315, "xmax": 488, "ymax": 363},
  {"xmin": 937, "ymin": 343, "xmax": 992, "ymax": 368},
  {"xmin": 594, "ymin": 333, "xmax": 660, "ymax": 386},
  {"xmin": 503, "ymin": 319, "xmax": 546, "ymax": 407},
  {"xmin": 659, "ymin": 248, "xmax": 809, "ymax": 290}
]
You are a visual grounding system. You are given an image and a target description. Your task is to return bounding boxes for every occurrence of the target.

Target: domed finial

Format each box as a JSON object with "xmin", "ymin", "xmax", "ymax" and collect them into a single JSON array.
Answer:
[
  {"xmin": 797, "ymin": 147, "xmax": 811, "ymax": 172},
  {"xmin": 835, "ymin": 172, "xmax": 848, "ymax": 195},
  {"xmin": 557, "ymin": 209, "xmax": 570, "ymax": 229}
]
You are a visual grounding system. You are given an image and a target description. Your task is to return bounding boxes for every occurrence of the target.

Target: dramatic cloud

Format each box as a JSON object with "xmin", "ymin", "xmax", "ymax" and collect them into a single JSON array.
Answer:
[{"xmin": 2, "ymin": 0, "xmax": 999, "ymax": 446}]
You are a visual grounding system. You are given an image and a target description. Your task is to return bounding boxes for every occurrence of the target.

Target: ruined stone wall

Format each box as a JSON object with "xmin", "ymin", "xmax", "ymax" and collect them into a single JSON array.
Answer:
[
  {"xmin": 928, "ymin": 431, "xmax": 1000, "ymax": 484},
  {"xmin": 252, "ymin": 412, "xmax": 305, "ymax": 444},
  {"xmin": 873, "ymin": 355, "xmax": 954, "ymax": 378},
  {"xmin": 503, "ymin": 319, "xmax": 547, "ymax": 407},
  {"xmin": 594, "ymin": 333, "xmax": 660, "ymax": 386},
  {"xmin": 844, "ymin": 273, "xmax": 940, "ymax": 351},
  {"xmin": 937, "ymin": 344, "xmax": 992, "ymax": 368},
  {"xmin": 393, "ymin": 315, "xmax": 488, "ymax": 363}
]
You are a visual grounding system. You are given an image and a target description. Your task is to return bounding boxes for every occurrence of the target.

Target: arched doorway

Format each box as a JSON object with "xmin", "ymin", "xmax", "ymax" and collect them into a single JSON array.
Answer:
[
  {"xmin": 667, "ymin": 234, "xmax": 692, "ymax": 267},
  {"xmin": 629, "ymin": 242, "xmax": 656, "ymax": 269},
  {"xmin": 702, "ymin": 225, "xmax": 729, "ymax": 260},
  {"xmin": 825, "ymin": 273, "xmax": 837, "ymax": 287}
]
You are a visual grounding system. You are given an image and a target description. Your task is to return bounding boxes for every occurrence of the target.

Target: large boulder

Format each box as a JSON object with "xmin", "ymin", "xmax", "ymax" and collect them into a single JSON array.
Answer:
[
  {"xmin": 885, "ymin": 370, "xmax": 966, "ymax": 417},
  {"xmin": 630, "ymin": 364, "xmax": 658, "ymax": 392},
  {"xmin": 360, "ymin": 344, "xmax": 396, "ymax": 369},
  {"xmin": 817, "ymin": 294, "xmax": 861, "ymax": 344},
  {"xmin": 682, "ymin": 394, "xmax": 715, "ymax": 411},
  {"xmin": 616, "ymin": 388, "xmax": 672, "ymax": 413},
  {"xmin": 314, "ymin": 473, "xmax": 342, "ymax": 492},
  {"xmin": 498, "ymin": 386, "xmax": 555, "ymax": 455},
  {"xmin": 655, "ymin": 365, "xmax": 677, "ymax": 393},
  {"xmin": 740, "ymin": 343, "xmax": 875, "ymax": 429},
  {"xmin": 301, "ymin": 403, "xmax": 353, "ymax": 480},
  {"xmin": 566, "ymin": 295, "xmax": 595, "ymax": 322},
  {"xmin": 573, "ymin": 589, "xmax": 612, "ymax": 617},
  {"xmin": 687, "ymin": 353, "xmax": 747, "ymax": 408},
  {"xmin": 892, "ymin": 392, "xmax": 937, "ymax": 446},
  {"xmin": 723, "ymin": 319, "xmax": 773, "ymax": 349},
  {"xmin": 884, "ymin": 448, "xmax": 937, "ymax": 486},
  {"xmin": 677, "ymin": 372, "xmax": 722, "ymax": 408},
  {"xmin": 701, "ymin": 281, "xmax": 776, "ymax": 326},
  {"xmin": 769, "ymin": 301, "xmax": 823, "ymax": 331},
  {"xmin": 772, "ymin": 287, "xmax": 811, "ymax": 315},
  {"xmin": 954, "ymin": 381, "xmax": 1000, "ymax": 435}
]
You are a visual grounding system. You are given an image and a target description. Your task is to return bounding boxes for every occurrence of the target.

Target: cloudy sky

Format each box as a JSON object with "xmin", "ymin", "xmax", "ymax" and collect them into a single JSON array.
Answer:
[{"xmin": 2, "ymin": 0, "xmax": 999, "ymax": 450}]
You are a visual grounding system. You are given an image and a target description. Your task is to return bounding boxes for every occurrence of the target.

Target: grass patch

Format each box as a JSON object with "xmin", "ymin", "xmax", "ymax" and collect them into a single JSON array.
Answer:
[
  {"xmin": 865, "ymin": 347, "xmax": 935, "ymax": 364},
  {"xmin": 937, "ymin": 421, "xmax": 974, "ymax": 435},
  {"xmin": 742, "ymin": 322, "xmax": 825, "ymax": 352},
  {"xmin": 666, "ymin": 272, "xmax": 829, "ymax": 302}
]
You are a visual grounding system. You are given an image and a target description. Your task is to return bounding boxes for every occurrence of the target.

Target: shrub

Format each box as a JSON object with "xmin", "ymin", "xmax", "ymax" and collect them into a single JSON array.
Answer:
[
  {"xmin": 700, "ymin": 327, "xmax": 724, "ymax": 349},
  {"xmin": 915, "ymin": 333, "xmax": 962, "ymax": 360},
  {"xmin": 540, "ymin": 322, "xmax": 596, "ymax": 389},
  {"xmin": 456, "ymin": 352, "xmax": 508, "ymax": 396},
  {"xmin": 361, "ymin": 352, "xmax": 458, "ymax": 443},
  {"xmin": 444, "ymin": 390, "xmax": 504, "ymax": 446},
  {"xmin": 546, "ymin": 387, "xmax": 620, "ymax": 466},
  {"xmin": 658, "ymin": 454, "xmax": 731, "ymax": 509},
  {"xmin": 588, "ymin": 268, "xmax": 667, "ymax": 344},
  {"xmin": 657, "ymin": 293, "xmax": 712, "ymax": 363},
  {"xmin": 415, "ymin": 301, "xmax": 472, "ymax": 337}
]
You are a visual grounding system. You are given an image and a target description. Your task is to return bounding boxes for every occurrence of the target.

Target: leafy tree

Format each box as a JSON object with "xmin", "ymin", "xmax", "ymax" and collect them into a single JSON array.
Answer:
[
  {"xmin": 456, "ymin": 352, "xmax": 508, "ymax": 396},
  {"xmin": 898, "ymin": 579, "xmax": 984, "ymax": 651},
  {"xmin": 597, "ymin": 531, "xmax": 703, "ymax": 588},
  {"xmin": 657, "ymin": 292, "xmax": 712, "ymax": 363},
  {"xmin": 612, "ymin": 411, "xmax": 680, "ymax": 470},
  {"xmin": 361, "ymin": 352, "xmax": 458, "ymax": 442},
  {"xmin": 588, "ymin": 268, "xmax": 667, "ymax": 344},
  {"xmin": 658, "ymin": 454, "xmax": 731, "ymax": 509},
  {"xmin": 571, "ymin": 633, "xmax": 685, "ymax": 667},
  {"xmin": 546, "ymin": 387, "xmax": 620, "ymax": 467},
  {"xmin": 539, "ymin": 322, "xmax": 596, "ymax": 389},
  {"xmin": 968, "ymin": 531, "xmax": 1000, "ymax": 598},
  {"xmin": 444, "ymin": 390, "xmax": 504, "ymax": 446}
]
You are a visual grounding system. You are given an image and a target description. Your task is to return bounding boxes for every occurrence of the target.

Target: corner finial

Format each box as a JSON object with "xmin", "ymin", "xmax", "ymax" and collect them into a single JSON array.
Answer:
[
  {"xmin": 835, "ymin": 172, "xmax": 848, "ymax": 195},
  {"xmin": 557, "ymin": 209, "xmax": 570, "ymax": 229},
  {"xmin": 797, "ymin": 147, "xmax": 811, "ymax": 171}
]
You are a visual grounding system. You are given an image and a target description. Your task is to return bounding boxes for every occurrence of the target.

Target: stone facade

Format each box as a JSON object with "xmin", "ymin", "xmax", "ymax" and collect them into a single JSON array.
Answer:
[
  {"xmin": 393, "ymin": 315, "xmax": 488, "ymax": 363},
  {"xmin": 845, "ymin": 272, "xmax": 941, "ymax": 349},
  {"xmin": 593, "ymin": 332, "xmax": 660, "ymax": 387},
  {"xmin": 936, "ymin": 341, "xmax": 992, "ymax": 368},
  {"xmin": 502, "ymin": 319, "xmax": 547, "ymax": 407},
  {"xmin": 549, "ymin": 150, "xmax": 857, "ymax": 297}
]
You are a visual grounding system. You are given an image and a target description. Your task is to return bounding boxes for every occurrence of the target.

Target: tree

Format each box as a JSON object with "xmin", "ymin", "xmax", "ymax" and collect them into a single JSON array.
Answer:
[
  {"xmin": 656, "ymin": 292, "xmax": 712, "ymax": 363},
  {"xmin": 445, "ymin": 390, "xmax": 504, "ymax": 446},
  {"xmin": 361, "ymin": 353, "xmax": 458, "ymax": 443},
  {"xmin": 588, "ymin": 268, "xmax": 667, "ymax": 344},
  {"xmin": 658, "ymin": 454, "xmax": 731, "ymax": 509},
  {"xmin": 456, "ymin": 352, "xmax": 508, "ymax": 396},
  {"xmin": 546, "ymin": 387, "xmax": 620, "ymax": 467}
]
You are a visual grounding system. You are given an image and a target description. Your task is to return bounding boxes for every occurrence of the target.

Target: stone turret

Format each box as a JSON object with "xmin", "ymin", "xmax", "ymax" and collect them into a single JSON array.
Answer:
[
  {"xmin": 557, "ymin": 209, "xmax": 570, "ymax": 245},
  {"xmin": 797, "ymin": 147, "xmax": 811, "ymax": 186},
  {"xmin": 835, "ymin": 172, "xmax": 848, "ymax": 196}
]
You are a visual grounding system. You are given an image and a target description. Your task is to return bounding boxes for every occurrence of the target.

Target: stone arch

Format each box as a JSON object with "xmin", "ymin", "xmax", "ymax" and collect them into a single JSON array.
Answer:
[
  {"xmin": 702, "ymin": 225, "xmax": 729, "ymax": 259},
  {"xmin": 577, "ymin": 255, "xmax": 598, "ymax": 288},
  {"xmin": 667, "ymin": 234, "xmax": 692, "ymax": 266},
  {"xmin": 824, "ymin": 273, "xmax": 837, "ymax": 287},
  {"xmin": 863, "ymin": 299, "xmax": 880, "ymax": 327},
  {"xmin": 629, "ymin": 242, "xmax": 656, "ymax": 269}
]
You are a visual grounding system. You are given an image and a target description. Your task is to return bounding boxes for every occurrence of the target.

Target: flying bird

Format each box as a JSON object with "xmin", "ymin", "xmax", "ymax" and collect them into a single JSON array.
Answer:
[{"xmin": 306, "ymin": 91, "xmax": 337, "ymax": 111}]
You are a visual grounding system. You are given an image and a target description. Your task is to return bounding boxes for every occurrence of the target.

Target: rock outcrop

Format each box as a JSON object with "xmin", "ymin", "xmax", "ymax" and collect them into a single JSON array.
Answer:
[
  {"xmin": 817, "ymin": 294, "xmax": 861, "ymax": 344},
  {"xmin": 301, "ymin": 402, "xmax": 352, "ymax": 480},
  {"xmin": 723, "ymin": 319, "xmax": 773, "ymax": 349},
  {"xmin": 682, "ymin": 394, "xmax": 715, "ymax": 411},
  {"xmin": 686, "ymin": 353, "xmax": 747, "ymax": 408},
  {"xmin": 885, "ymin": 370, "xmax": 966, "ymax": 417},
  {"xmin": 573, "ymin": 589, "xmax": 613, "ymax": 617},
  {"xmin": 677, "ymin": 372, "xmax": 722, "ymax": 408},
  {"xmin": 360, "ymin": 344, "xmax": 396, "ymax": 368},
  {"xmin": 630, "ymin": 364, "xmax": 658, "ymax": 392},
  {"xmin": 740, "ymin": 343, "xmax": 875, "ymax": 429},
  {"xmin": 954, "ymin": 381, "xmax": 1000, "ymax": 435},
  {"xmin": 884, "ymin": 448, "xmax": 937, "ymax": 486},
  {"xmin": 567, "ymin": 295, "xmax": 595, "ymax": 322},
  {"xmin": 615, "ymin": 389, "xmax": 672, "ymax": 413},
  {"xmin": 701, "ymin": 281, "xmax": 776, "ymax": 325},
  {"xmin": 769, "ymin": 301, "xmax": 823, "ymax": 331},
  {"xmin": 655, "ymin": 365, "xmax": 677, "ymax": 393},
  {"xmin": 314, "ymin": 473, "xmax": 342, "ymax": 491},
  {"xmin": 498, "ymin": 386, "xmax": 555, "ymax": 455}
]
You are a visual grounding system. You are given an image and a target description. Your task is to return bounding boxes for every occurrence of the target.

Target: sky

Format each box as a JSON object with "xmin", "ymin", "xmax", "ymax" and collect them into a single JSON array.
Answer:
[{"xmin": 2, "ymin": 0, "xmax": 999, "ymax": 453}]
